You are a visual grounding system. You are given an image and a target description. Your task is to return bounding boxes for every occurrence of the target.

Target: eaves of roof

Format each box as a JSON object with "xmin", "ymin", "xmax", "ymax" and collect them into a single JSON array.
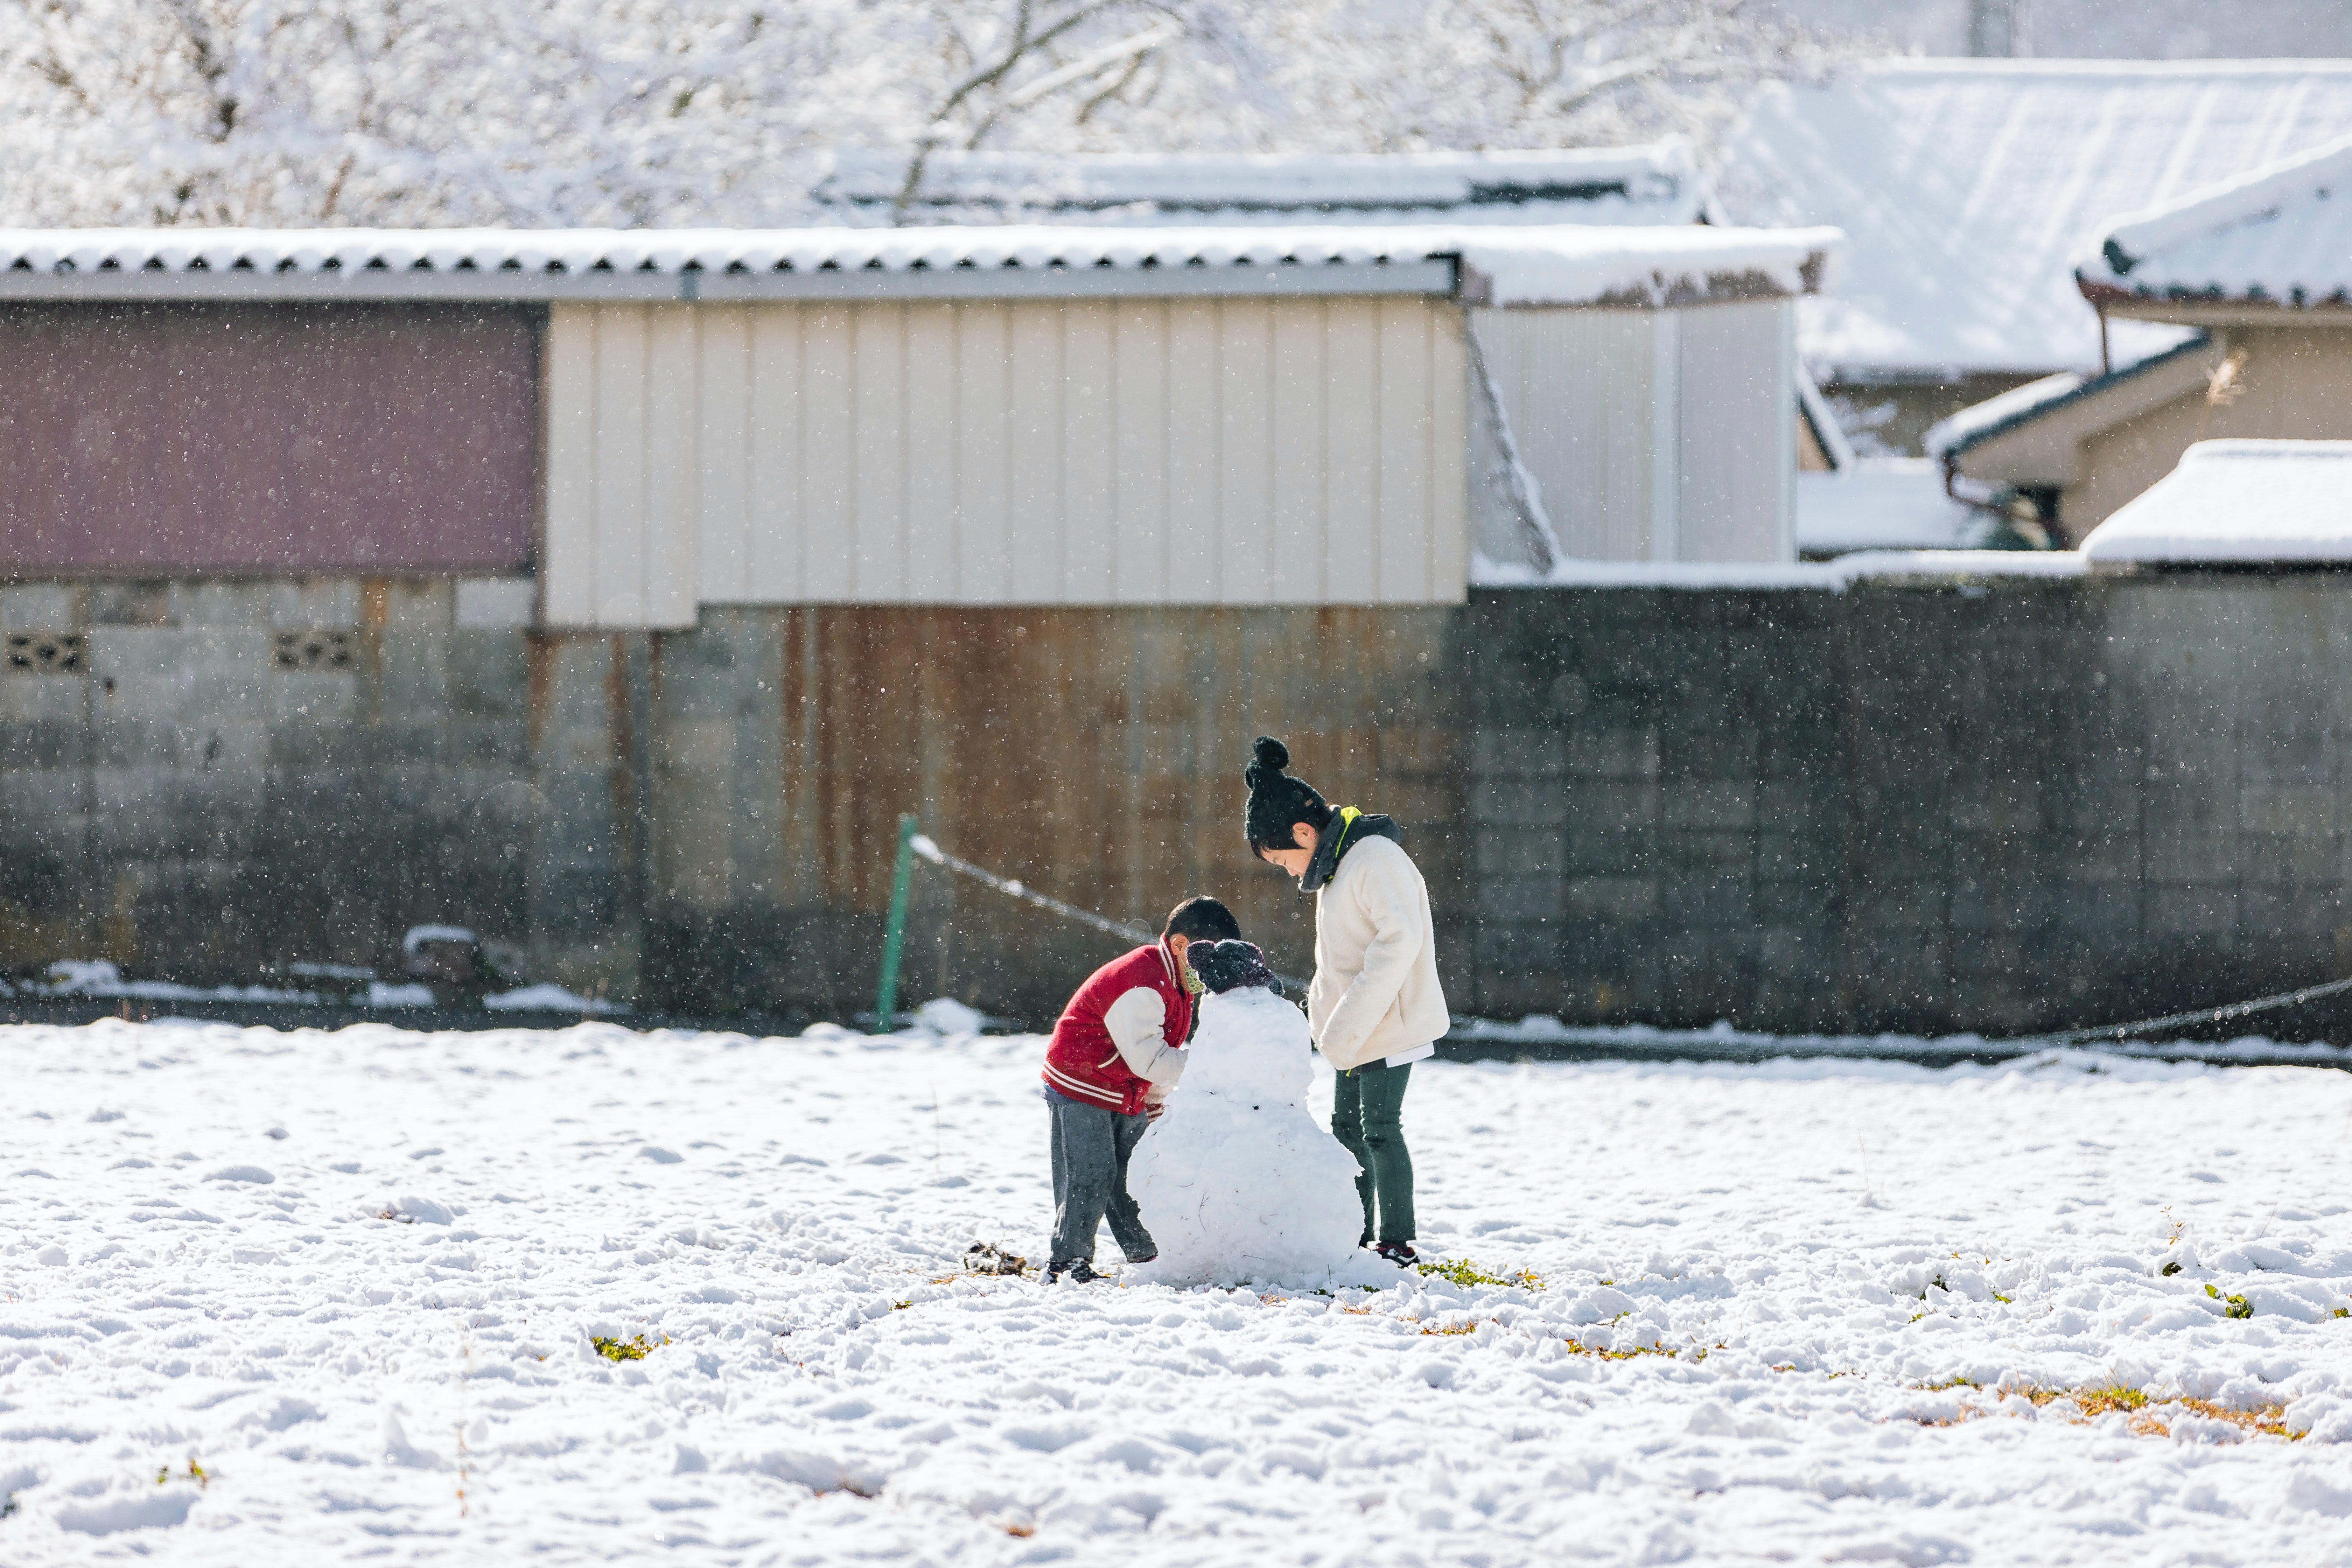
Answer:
[
  {"xmin": 1925, "ymin": 332, "xmax": 2214, "ymax": 461},
  {"xmin": 2077, "ymin": 133, "xmax": 2352, "ymax": 310},
  {"xmin": 0, "ymin": 258, "xmax": 1457, "ymax": 305},
  {"xmin": 0, "ymin": 224, "xmax": 1840, "ymax": 309}
]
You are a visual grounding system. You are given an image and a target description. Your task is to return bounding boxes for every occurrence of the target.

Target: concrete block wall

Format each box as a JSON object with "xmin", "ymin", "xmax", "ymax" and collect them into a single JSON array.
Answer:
[
  {"xmin": 0, "ymin": 579, "xmax": 639, "ymax": 999},
  {"xmin": 1457, "ymin": 578, "xmax": 2352, "ymax": 1036}
]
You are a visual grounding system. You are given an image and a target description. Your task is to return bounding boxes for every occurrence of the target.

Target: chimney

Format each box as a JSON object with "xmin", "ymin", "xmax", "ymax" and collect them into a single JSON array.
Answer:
[{"xmin": 1968, "ymin": 0, "xmax": 2028, "ymax": 56}]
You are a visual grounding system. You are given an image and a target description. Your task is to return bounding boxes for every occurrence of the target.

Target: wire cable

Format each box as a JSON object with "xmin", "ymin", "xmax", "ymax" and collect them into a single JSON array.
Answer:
[
  {"xmin": 907, "ymin": 834, "xmax": 1310, "ymax": 994},
  {"xmin": 2019, "ymin": 973, "xmax": 2352, "ymax": 1048}
]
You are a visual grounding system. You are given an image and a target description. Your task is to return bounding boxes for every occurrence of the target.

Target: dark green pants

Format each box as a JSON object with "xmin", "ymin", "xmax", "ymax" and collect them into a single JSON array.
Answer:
[{"xmin": 1331, "ymin": 1061, "xmax": 1414, "ymax": 1244}]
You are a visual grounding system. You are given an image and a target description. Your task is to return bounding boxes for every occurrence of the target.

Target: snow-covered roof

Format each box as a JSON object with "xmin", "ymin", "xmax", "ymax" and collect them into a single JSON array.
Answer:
[
  {"xmin": 1457, "ymin": 225, "xmax": 1838, "ymax": 308},
  {"xmin": 1720, "ymin": 60, "xmax": 2352, "ymax": 379},
  {"xmin": 2079, "ymin": 440, "xmax": 2352, "ymax": 564},
  {"xmin": 2080, "ymin": 133, "xmax": 2352, "ymax": 307},
  {"xmin": 1797, "ymin": 459, "xmax": 1980, "ymax": 554},
  {"xmin": 0, "ymin": 223, "xmax": 1839, "ymax": 308},
  {"xmin": 816, "ymin": 145, "xmax": 1705, "ymax": 227}
]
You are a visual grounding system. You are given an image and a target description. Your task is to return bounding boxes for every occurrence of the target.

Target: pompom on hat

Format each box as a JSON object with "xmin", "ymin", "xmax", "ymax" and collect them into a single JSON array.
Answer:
[{"xmin": 1243, "ymin": 736, "xmax": 1330, "ymax": 852}]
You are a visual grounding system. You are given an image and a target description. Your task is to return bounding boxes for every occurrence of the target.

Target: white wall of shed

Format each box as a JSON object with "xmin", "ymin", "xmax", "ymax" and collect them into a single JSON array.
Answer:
[
  {"xmin": 1469, "ymin": 298, "xmax": 1795, "ymax": 565},
  {"xmin": 540, "ymin": 297, "xmax": 1469, "ymax": 624},
  {"xmin": 1675, "ymin": 299, "xmax": 1796, "ymax": 564}
]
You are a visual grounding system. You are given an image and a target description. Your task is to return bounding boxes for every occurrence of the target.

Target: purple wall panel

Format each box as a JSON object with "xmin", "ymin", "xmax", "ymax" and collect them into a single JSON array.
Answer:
[{"xmin": 0, "ymin": 303, "xmax": 539, "ymax": 574}]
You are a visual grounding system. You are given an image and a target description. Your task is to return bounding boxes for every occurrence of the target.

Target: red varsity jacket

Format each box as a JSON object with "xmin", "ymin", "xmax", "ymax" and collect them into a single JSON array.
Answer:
[{"xmin": 1040, "ymin": 941, "xmax": 1194, "ymax": 1116}]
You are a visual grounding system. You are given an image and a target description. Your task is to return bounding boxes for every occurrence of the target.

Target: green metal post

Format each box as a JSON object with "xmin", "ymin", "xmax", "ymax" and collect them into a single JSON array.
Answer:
[{"xmin": 873, "ymin": 814, "xmax": 920, "ymax": 1033}]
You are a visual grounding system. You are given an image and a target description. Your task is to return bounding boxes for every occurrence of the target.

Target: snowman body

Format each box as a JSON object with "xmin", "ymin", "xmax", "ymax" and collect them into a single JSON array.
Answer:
[{"xmin": 1128, "ymin": 986, "xmax": 1381, "ymax": 1289}]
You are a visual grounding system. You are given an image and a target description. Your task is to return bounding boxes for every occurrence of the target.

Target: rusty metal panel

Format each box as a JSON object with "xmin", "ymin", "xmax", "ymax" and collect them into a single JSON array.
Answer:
[
  {"xmin": 0, "ymin": 303, "xmax": 538, "ymax": 575},
  {"xmin": 686, "ymin": 604, "xmax": 1466, "ymax": 1015}
]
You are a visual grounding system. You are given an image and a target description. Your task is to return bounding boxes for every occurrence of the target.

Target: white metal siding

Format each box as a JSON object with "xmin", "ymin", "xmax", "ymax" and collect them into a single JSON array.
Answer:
[
  {"xmin": 540, "ymin": 303, "xmax": 700, "ymax": 628},
  {"xmin": 1675, "ymin": 299, "xmax": 1794, "ymax": 564},
  {"xmin": 541, "ymin": 298, "xmax": 1469, "ymax": 623},
  {"xmin": 1472, "ymin": 306, "xmax": 1659, "ymax": 561},
  {"xmin": 1471, "ymin": 298, "xmax": 1795, "ymax": 566}
]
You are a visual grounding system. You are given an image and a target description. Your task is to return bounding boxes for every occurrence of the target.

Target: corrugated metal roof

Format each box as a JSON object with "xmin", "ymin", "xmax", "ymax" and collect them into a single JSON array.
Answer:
[
  {"xmin": 0, "ymin": 222, "xmax": 1838, "ymax": 307},
  {"xmin": 2080, "ymin": 134, "xmax": 2352, "ymax": 307},
  {"xmin": 1719, "ymin": 60, "xmax": 2352, "ymax": 378},
  {"xmin": 815, "ymin": 144, "xmax": 1704, "ymax": 226}
]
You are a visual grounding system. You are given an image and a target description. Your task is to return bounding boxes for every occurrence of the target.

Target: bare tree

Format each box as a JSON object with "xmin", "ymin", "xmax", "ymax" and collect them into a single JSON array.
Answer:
[
  {"xmin": 893, "ymin": 2, "xmax": 1185, "ymax": 214},
  {"xmin": 0, "ymin": 0, "xmax": 1850, "ymax": 228},
  {"xmin": 1311, "ymin": 0, "xmax": 1842, "ymax": 152}
]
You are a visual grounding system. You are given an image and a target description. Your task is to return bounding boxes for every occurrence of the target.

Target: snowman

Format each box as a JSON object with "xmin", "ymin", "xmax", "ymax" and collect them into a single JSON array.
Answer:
[{"xmin": 1128, "ymin": 941, "xmax": 1398, "ymax": 1289}]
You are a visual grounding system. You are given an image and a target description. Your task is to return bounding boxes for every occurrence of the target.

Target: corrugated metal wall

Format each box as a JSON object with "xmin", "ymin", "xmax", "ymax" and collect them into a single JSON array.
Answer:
[
  {"xmin": 1473, "ymin": 298, "xmax": 1794, "ymax": 564},
  {"xmin": 543, "ymin": 298, "xmax": 1470, "ymax": 624}
]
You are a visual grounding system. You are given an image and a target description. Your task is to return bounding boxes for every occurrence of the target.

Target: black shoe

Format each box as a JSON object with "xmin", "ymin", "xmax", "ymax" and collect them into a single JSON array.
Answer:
[
  {"xmin": 1375, "ymin": 1241, "xmax": 1420, "ymax": 1267},
  {"xmin": 1125, "ymin": 1252, "xmax": 1157, "ymax": 1266},
  {"xmin": 1045, "ymin": 1259, "xmax": 1101, "ymax": 1283}
]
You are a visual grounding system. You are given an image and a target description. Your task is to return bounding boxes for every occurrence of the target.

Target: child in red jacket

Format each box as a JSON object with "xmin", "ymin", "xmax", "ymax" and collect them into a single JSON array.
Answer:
[{"xmin": 1041, "ymin": 896, "xmax": 1242, "ymax": 1282}]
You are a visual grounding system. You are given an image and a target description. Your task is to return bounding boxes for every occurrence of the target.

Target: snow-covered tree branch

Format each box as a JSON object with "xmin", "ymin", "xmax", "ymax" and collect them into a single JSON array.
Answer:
[{"xmin": 0, "ymin": 0, "xmax": 1849, "ymax": 227}]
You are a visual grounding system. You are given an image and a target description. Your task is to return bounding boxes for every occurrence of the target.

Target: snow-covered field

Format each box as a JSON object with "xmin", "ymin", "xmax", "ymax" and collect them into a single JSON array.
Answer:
[{"xmin": 10, "ymin": 1019, "xmax": 2352, "ymax": 1565}]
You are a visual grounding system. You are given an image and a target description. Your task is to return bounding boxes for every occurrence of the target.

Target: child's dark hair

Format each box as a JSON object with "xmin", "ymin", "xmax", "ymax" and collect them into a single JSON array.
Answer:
[
  {"xmin": 1162, "ymin": 895, "xmax": 1242, "ymax": 943},
  {"xmin": 1244, "ymin": 736, "xmax": 1334, "ymax": 852}
]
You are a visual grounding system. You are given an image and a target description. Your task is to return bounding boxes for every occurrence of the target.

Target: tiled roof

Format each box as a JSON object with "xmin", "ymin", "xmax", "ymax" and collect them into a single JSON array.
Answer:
[{"xmin": 2080, "ymin": 134, "xmax": 2352, "ymax": 307}]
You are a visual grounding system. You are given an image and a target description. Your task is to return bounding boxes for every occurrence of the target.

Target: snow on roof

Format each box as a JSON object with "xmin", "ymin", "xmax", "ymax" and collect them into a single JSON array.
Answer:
[
  {"xmin": 1797, "ymin": 459, "xmax": 1980, "ymax": 554},
  {"xmin": 2080, "ymin": 133, "xmax": 2352, "ymax": 306},
  {"xmin": 1922, "ymin": 333, "xmax": 2213, "ymax": 459},
  {"xmin": 1719, "ymin": 59, "xmax": 2352, "ymax": 378},
  {"xmin": 1456, "ymin": 225, "xmax": 1840, "ymax": 308},
  {"xmin": 2079, "ymin": 440, "xmax": 2352, "ymax": 563},
  {"xmin": 817, "ymin": 145, "xmax": 1704, "ymax": 227},
  {"xmin": 1472, "ymin": 549, "xmax": 2087, "ymax": 591},
  {"xmin": 0, "ymin": 223, "xmax": 1839, "ymax": 307}
]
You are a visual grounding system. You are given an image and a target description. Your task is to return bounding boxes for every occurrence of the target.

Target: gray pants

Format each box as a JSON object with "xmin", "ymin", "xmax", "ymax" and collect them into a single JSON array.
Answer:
[{"xmin": 1046, "ymin": 1089, "xmax": 1155, "ymax": 1266}]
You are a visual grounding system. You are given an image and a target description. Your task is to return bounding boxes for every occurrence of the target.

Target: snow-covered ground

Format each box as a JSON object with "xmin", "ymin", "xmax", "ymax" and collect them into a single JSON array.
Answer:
[{"xmin": 10, "ymin": 1018, "xmax": 2352, "ymax": 1564}]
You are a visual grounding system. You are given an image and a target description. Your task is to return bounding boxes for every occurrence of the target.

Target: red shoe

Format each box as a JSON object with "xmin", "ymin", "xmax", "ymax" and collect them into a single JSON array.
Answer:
[{"xmin": 1374, "ymin": 1241, "xmax": 1420, "ymax": 1267}]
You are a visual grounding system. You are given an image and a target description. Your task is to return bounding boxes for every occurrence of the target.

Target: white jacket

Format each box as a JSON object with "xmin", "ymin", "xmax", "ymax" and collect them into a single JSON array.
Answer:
[{"xmin": 1307, "ymin": 834, "xmax": 1450, "ymax": 1072}]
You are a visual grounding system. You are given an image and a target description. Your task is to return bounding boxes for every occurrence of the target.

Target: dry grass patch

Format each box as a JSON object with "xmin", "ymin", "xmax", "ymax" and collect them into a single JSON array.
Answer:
[{"xmin": 1910, "ymin": 1380, "xmax": 2295, "ymax": 1440}]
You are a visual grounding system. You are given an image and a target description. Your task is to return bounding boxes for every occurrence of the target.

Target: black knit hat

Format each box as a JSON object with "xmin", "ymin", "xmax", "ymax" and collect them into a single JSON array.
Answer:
[
  {"xmin": 1187, "ymin": 939, "xmax": 1282, "ymax": 996},
  {"xmin": 1244, "ymin": 736, "xmax": 1330, "ymax": 852}
]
